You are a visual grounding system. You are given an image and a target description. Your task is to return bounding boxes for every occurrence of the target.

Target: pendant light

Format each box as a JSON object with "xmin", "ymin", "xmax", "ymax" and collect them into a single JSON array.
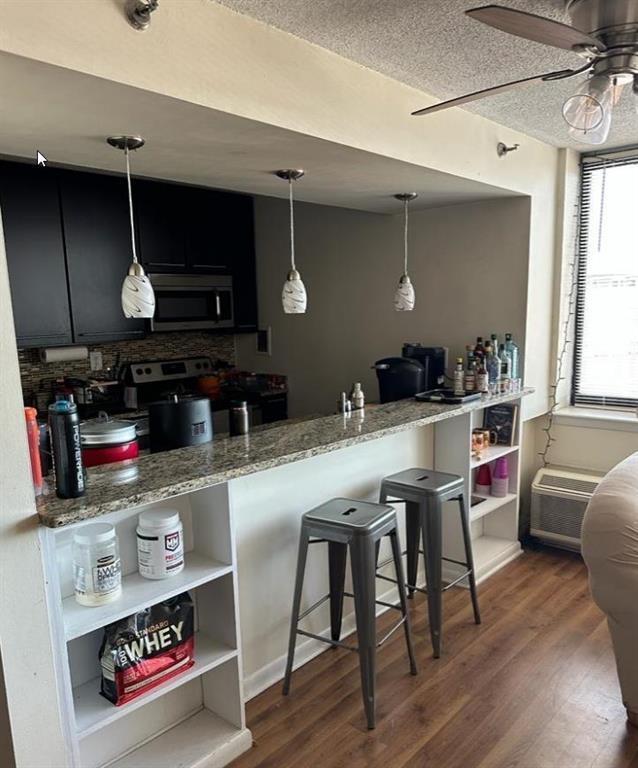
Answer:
[
  {"xmin": 393, "ymin": 193, "xmax": 417, "ymax": 312},
  {"xmin": 107, "ymin": 135, "xmax": 156, "ymax": 319},
  {"xmin": 275, "ymin": 169, "xmax": 307, "ymax": 314}
]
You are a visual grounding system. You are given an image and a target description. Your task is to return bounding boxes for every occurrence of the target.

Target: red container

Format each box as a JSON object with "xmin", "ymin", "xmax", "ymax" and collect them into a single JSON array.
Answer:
[
  {"xmin": 82, "ymin": 440, "xmax": 139, "ymax": 467},
  {"xmin": 80, "ymin": 416, "xmax": 139, "ymax": 467}
]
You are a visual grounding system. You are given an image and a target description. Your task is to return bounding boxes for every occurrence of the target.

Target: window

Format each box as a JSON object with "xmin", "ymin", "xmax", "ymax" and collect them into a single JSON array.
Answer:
[{"xmin": 573, "ymin": 150, "xmax": 638, "ymax": 408}]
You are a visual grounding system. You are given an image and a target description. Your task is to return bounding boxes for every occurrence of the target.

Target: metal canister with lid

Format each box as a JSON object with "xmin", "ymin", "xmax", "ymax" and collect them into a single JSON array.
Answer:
[
  {"xmin": 80, "ymin": 412, "xmax": 139, "ymax": 467},
  {"xmin": 229, "ymin": 400, "xmax": 250, "ymax": 436}
]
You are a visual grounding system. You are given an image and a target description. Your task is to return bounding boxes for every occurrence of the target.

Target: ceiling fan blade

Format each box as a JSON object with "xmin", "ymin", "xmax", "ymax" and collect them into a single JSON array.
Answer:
[
  {"xmin": 466, "ymin": 5, "xmax": 605, "ymax": 52},
  {"xmin": 411, "ymin": 67, "xmax": 584, "ymax": 116}
]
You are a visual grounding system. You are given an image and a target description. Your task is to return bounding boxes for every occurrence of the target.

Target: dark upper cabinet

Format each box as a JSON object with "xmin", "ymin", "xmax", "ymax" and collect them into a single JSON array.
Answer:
[
  {"xmin": 58, "ymin": 170, "xmax": 145, "ymax": 343},
  {"xmin": 227, "ymin": 195, "xmax": 258, "ymax": 332},
  {"xmin": 135, "ymin": 180, "xmax": 258, "ymax": 332},
  {"xmin": 0, "ymin": 160, "xmax": 73, "ymax": 348},
  {"xmin": 183, "ymin": 187, "xmax": 235, "ymax": 273},
  {"xmin": 134, "ymin": 179, "xmax": 187, "ymax": 273}
]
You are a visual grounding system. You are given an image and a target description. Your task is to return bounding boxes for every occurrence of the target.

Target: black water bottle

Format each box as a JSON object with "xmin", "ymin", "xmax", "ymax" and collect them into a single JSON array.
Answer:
[{"xmin": 48, "ymin": 397, "xmax": 86, "ymax": 499}]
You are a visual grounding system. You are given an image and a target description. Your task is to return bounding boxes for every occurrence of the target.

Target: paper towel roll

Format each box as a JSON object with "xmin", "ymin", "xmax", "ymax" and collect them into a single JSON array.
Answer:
[{"xmin": 40, "ymin": 346, "xmax": 89, "ymax": 364}]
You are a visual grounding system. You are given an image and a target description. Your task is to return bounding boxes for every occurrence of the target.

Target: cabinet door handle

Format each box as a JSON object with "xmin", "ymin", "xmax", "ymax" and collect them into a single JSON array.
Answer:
[
  {"xmin": 215, "ymin": 293, "xmax": 221, "ymax": 318},
  {"xmin": 146, "ymin": 261, "xmax": 187, "ymax": 268},
  {"xmin": 191, "ymin": 264, "xmax": 228, "ymax": 270}
]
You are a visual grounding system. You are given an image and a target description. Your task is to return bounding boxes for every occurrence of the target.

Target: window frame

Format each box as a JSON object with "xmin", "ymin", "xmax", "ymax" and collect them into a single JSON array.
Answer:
[{"xmin": 571, "ymin": 146, "xmax": 638, "ymax": 410}]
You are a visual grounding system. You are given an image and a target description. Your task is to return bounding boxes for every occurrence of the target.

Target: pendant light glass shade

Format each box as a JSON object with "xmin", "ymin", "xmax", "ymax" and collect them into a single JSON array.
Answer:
[
  {"xmin": 276, "ymin": 170, "xmax": 307, "ymax": 314},
  {"xmin": 107, "ymin": 136, "xmax": 155, "ymax": 319},
  {"xmin": 562, "ymin": 73, "xmax": 613, "ymax": 145},
  {"xmin": 393, "ymin": 193, "xmax": 417, "ymax": 311}
]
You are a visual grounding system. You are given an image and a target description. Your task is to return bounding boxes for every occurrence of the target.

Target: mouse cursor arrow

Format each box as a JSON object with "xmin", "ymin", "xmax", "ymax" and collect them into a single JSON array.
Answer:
[{"xmin": 36, "ymin": 151, "xmax": 47, "ymax": 167}]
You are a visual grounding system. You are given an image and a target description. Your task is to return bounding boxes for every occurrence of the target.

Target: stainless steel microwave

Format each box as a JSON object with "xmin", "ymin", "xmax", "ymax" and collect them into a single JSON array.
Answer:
[{"xmin": 149, "ymin": 273, "xmax": 234, "ymax": 332}]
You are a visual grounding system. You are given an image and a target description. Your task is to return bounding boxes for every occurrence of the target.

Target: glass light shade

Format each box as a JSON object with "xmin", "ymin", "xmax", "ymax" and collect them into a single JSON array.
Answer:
[
  {"xmin": 634, "ymin": 79, "xmax": 638, "ymax": 114},
  {"xmin": 121, "ymin": 263, "xmax": 155, "ymax": 318},
  {"xmin": 282, "ymin": 269, "xmax": 307, "ymax": 314},
  {"xmin": 394, "ymin": 274, "xmax": 415, "ymax": 312},
  {"xmin": 562, "ymin": 74, "xmax": 613, "ymax": 145}
]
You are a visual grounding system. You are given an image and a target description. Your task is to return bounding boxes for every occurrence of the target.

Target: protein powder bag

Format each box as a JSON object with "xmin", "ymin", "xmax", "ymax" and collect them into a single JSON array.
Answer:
[{"xmin": 99, "ymin": 592, "xmax": 195, "ymax": 706}]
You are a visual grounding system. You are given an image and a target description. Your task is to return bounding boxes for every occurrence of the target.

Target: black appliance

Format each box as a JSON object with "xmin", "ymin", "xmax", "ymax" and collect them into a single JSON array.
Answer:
[
  {"xmin": 149, "ymin": 395, "xmax": 213, "ymax": 453},
  {"xmin": 373, "ymin": 357, "xmax": 425, "ymax": 403},
  {"xmin": 402, "ymin": 344, "xmax": 448, "ymax": 390},
  {"xmin": 149, "ymin": 274, "xmax": 234, "ymax": 332}
]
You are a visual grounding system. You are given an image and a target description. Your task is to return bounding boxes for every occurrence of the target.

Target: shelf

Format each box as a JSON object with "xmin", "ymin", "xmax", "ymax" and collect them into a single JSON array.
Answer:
[
  {"xmin": 471, "ymin": 444, "xmax": 519, "ymax": 468},
  {"xmin": 63, "ymin": 553, "xmax": 233, "ymax": 641},
  {"xmin": 74, "ymin": 631, "xmax": 237, "ymax": 738},
  {"xmin": 470, "ymin": 492, "xmax": 517, "ymax": 521},
  {"xmin": 107, "ymin": 708, "xmax": 252, "ymax": 768}
]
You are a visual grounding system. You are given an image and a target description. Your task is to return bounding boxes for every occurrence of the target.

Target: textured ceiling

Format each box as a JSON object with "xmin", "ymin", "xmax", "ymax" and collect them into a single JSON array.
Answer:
[{"xmin": 214, "ymin": 0, "xmax": 638, "ymax": 150}]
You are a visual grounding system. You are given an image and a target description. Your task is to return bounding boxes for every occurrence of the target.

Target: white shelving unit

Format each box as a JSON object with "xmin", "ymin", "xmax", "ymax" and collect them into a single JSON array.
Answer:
[
  {"xmin": 40, "ymin": 483, "xmax": 252, "ymax": 768},
  {"xmin": 434, "ymin": 395, "xmax": 523, "ymax": 584}
]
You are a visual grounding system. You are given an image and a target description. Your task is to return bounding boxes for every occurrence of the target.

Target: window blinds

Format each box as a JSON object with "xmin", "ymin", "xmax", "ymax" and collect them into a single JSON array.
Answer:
[{"xmin": 572, "ymin": 148, "xmax": 638, "ymax": 408}]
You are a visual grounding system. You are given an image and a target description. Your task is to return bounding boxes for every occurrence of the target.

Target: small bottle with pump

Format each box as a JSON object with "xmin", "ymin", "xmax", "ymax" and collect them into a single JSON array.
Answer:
[
  {"xmin": 453, "ymin": 357, "xmax": 465, "ymax": 395},
  {"xmin": 351, "ymin": 383, "xmax": 365, "ymax": 410}
]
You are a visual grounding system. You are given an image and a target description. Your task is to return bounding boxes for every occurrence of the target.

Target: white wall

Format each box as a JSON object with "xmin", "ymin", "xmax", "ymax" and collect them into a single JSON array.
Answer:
[
  {"xmin": 0, "ymin": 216, "xmax": 68, "ymax": 766},
  {"xmin": 238, "ymin": 195, "xmax": 531, "ymax": 417}
]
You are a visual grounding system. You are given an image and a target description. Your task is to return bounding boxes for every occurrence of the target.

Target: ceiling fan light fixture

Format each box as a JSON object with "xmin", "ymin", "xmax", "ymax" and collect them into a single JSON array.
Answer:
[{"xmin": 562, "ymin": 73, "xmax": 613, "ymax": 145}]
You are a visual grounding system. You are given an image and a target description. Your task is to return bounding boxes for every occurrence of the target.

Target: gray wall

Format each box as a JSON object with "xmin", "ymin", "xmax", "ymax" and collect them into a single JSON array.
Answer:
[{"xmin": 238, "ymin": 195, "xmax": 531, "ymax": 417}]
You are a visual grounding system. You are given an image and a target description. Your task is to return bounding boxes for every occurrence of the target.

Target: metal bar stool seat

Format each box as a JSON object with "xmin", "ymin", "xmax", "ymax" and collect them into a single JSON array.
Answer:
[
  {"xmin": 283, "ymin": 497, "xmax": 417, "ymax": 730},
  {"xmin": 379, "ymin": 468, "xmax": 481, "ymax": 659}
]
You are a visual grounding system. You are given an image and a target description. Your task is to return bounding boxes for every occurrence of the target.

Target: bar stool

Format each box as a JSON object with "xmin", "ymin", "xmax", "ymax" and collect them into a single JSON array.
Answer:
[
  {"xmin": 379, "ymin": 468, "xmax": 481, "ymax": 658},
  {"xmin": 283, "ymin": 497, "xmax": 417, "ymax": 729}
]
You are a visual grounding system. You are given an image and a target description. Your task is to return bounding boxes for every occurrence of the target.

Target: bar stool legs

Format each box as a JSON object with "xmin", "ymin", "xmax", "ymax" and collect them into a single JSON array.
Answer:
[
  {"xmin": 328, "ymin": 542, "xmax": 347, "ymax": 644},
  {"xmin": 459, "ymin": 494, "xmax": 481, "ymax": 626},
  {"xmin": 405, "ymin": 501, "xmax": 420, "ymax": 599},
  {"xmin": 283, "ymin": 530, "xmax": 308, "ymax": 696},
  {"xmin": 421, "ymin": 497, "xmax": 443, "ymax": 658},
  {"xmin": 350, "ymin": 535, "xmax": 377, "ymax": 728},
  {"xmin": 389, "ymin": 529, "xmax": 418, "ymax": 676}
]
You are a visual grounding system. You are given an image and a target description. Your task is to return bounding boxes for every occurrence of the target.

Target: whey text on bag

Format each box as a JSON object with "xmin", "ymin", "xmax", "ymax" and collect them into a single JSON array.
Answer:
[{"xmin": 99, "ymin": 592, "xmax": 195, "ymax": 706}]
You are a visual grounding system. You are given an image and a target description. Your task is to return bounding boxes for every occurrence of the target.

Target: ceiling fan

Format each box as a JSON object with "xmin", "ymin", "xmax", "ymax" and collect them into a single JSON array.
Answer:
[{"xmin": 412, "ymin": 0, "xmax": 638, "ymax": 144}]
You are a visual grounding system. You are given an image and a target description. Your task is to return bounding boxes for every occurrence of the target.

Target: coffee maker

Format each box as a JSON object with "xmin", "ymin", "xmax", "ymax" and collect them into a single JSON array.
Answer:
[{"xmin": 402, "ymin": 344, "xmax": 448, "ymax": 390}]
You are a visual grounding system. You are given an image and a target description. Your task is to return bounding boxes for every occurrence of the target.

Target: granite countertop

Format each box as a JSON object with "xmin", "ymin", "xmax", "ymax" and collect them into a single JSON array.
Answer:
[{"xmin": 37, "ymin": 389, "xmax": 532, "ymax": 528}]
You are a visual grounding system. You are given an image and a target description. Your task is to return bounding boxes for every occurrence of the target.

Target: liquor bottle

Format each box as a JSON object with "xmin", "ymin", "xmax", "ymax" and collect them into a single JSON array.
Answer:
[
  {"xmin": 504, "ymin": 333, "xmax": 520, "ymax": 379},
  {"xmin": 490, "ymin": 333, "xmax": 499, "ymax": 356},
  {"xmin": 476, "ymin": 358, "xmax": 489, "ymax": 394},
  {"xmin": 499, "ymin": 346, "xmax": 512, "ymax": 392},
  {"xmin": 464, "ymin": 352, "xmax": 476, "ymax": 392},
  {"xmin": 453, "ymin": 357, "xmax": 465, "ymax": 395},
  {"xmin": 499, "ymin": 346, "xmax": 512, "ymax": 379},
  {"xmin": 465, "ymin": 344, "xmax": 474, "ymax": 370},
  {"xmin": 474, "ymin": 336, "xmax": 485, "ymax": 360},
  {"xmin": 484, "ymin": 341, "xmax": 501, "ymax": 385}
]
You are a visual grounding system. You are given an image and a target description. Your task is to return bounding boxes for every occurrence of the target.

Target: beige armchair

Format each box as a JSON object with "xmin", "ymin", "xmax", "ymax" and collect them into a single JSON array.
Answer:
[{"xmin": 582, "ymin": 451, "xmax": 638, "ymax": 727}]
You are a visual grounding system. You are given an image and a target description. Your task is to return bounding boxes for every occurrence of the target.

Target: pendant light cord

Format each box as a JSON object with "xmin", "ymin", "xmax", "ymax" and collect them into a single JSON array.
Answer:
[
  {"xmin": 403, "ymin": 198, "xmax": 409, "ymax": 275},
  {"xmin": 289, "ymin": 177, "xmax": 296, "ymax": 272},
  {"xmin": 124, "ymin": 146, "xmax": 138, "ymax": 264}
]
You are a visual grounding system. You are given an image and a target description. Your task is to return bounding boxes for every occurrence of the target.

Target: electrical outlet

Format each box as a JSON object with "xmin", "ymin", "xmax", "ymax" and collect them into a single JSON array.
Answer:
[{"xmin": 89, "ymin": 351, "xmax": 103, "ymax": 371}]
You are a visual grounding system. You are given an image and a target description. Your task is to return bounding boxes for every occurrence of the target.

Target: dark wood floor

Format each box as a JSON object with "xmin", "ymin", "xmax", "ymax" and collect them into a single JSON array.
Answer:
[{"xmin": 231, "ymin": 547, "xmax": 638, "ymax": 768}]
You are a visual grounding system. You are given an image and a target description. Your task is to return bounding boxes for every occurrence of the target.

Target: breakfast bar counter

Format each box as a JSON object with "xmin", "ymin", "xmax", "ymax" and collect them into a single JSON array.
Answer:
[{"xmin": 37, "ymin": 389, "xmax": 531, "ymax": 528}]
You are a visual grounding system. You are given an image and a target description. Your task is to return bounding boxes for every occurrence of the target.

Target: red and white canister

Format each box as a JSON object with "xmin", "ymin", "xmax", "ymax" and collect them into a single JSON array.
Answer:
[{"xmin": 136, "ymin": 508, "xmax": 185, "ymax": 580}]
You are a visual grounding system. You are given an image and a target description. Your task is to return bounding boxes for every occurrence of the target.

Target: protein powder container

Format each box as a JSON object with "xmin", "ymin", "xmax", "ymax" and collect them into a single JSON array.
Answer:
[
  {"xmin": 136, "ymin": 509, "xmax": 184, "ymax": 580},
  {"xmin": 73, "ymin": 523, "xmax": 122, "ymax": 606}
]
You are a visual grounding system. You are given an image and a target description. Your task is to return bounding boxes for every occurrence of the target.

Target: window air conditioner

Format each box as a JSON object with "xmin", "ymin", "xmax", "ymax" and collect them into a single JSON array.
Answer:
[{"xmin": 530, "ymin": 467, "xmax": 604, "ymax": 551}]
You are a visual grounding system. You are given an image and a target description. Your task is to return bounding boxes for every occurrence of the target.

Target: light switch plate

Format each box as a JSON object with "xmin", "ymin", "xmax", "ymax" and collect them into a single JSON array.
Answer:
[{"xmin": 89, "ymin": 351, "xmax": 103, "ymax": 371}]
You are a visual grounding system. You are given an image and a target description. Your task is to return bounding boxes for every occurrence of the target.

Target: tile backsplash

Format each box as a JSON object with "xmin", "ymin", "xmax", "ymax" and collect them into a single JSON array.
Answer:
[{"xmin": 18, "ymin": 332, "xmax": 236, "ymax": 397}]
